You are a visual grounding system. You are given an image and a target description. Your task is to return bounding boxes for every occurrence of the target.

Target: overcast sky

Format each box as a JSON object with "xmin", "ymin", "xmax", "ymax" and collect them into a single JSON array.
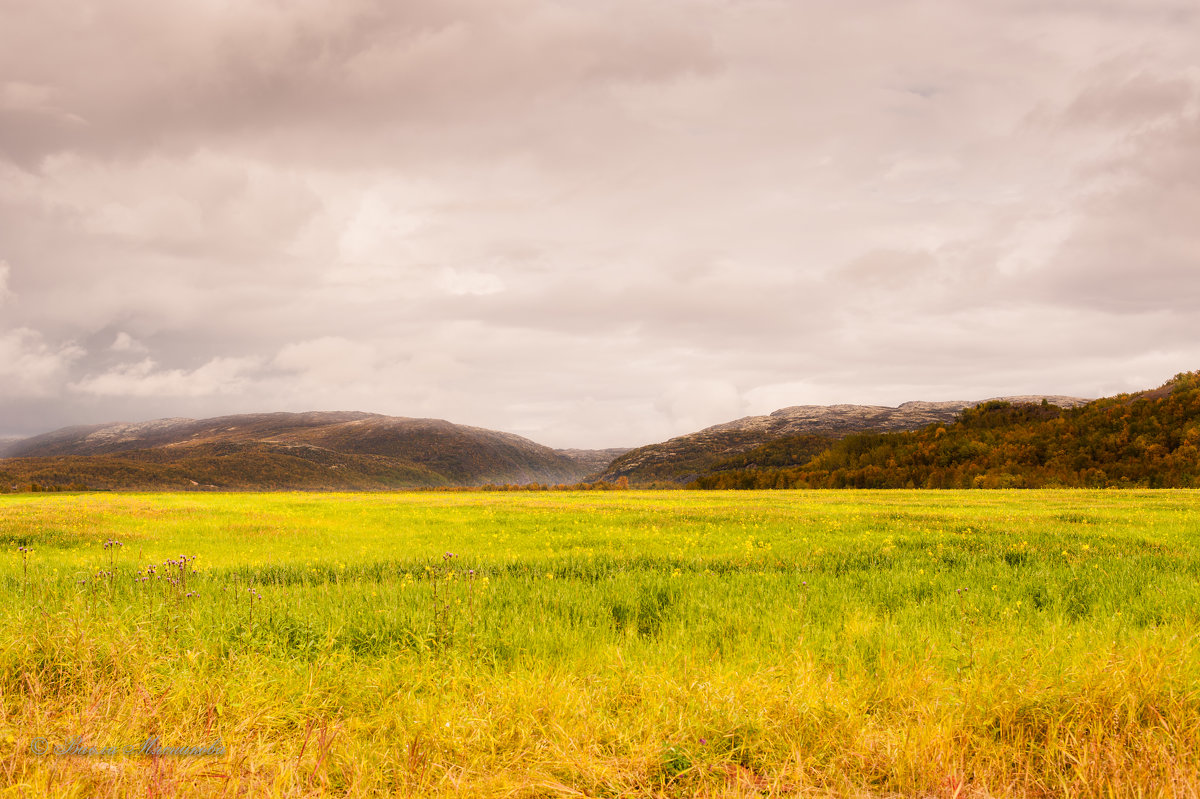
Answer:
[{"xmin": 2, "ymin": 0, "xmax": 1199, "ymax": 448}]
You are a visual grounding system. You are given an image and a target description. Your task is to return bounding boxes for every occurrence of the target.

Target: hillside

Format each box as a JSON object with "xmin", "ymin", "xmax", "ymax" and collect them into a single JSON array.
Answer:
[
  {"xmin": 554, "ymin": 448, "xmax": 632, "ymax": 475},
  {"xmin": 694, "ymin": 373, "xmax": 1200, "ymax": 489},
  {"xmin": 0, "ymin": 412, "xmax": 602, "ymax": 491},
  {"xmin": 598, "ymin": 396, "xmax": 1088, "ymax": 484}
]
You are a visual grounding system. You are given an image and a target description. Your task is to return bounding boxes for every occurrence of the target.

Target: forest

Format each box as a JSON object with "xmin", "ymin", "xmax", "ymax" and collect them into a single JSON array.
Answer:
[{"xmin": 692, "ymin": 372, "xmax": 1200, "ymax": 489}]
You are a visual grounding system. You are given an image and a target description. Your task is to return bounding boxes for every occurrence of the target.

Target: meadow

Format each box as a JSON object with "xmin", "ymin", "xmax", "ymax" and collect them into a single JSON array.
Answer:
[{"xmin": 1, "ymin": 489, "xmax": 1198, "ymax": 798}]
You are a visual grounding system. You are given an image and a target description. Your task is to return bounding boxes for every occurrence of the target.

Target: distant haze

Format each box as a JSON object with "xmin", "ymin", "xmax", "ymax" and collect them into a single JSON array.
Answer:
[{"xmin": 2, "ymin": 1, "xmax": 1199, "ymax": 447}]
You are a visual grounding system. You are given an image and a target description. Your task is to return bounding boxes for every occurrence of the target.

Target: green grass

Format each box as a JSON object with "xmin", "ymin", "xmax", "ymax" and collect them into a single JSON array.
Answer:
[{"xmin": 2, "ymin": 490, "xmax": 1199, "ymax": 797}]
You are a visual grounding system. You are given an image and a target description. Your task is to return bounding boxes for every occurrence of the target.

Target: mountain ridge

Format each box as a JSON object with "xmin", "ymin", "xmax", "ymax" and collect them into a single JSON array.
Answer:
[
  {"xmin": 0, "ymin": 394, "xmax": 1101, "ymax": 490},
  {"xmin": 597, "ymin": 395, "xmax": 1089, "ymax": 484},
  {"xmin": 1, "ymin": 412, "xmax": 609, "ymax": 490},
  {"xmin": 695, "ymin": 374, "xmax": 1200, "ymax": 489}
]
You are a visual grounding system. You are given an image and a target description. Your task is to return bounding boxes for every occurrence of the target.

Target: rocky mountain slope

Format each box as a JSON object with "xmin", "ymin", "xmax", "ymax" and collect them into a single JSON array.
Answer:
[
  {"xmin": 554, "ymin": 447, "xmax": 632, "ymax": 475},
  {"xmin": 2, "ymin": 412, "xmax": 603, "ymax": 490},
  {"xmin": 596, "ymin": 396, "xmax": 1088, "ymax": 484},
  {"xmin": 734, "ymin": 375, "xmax": 1200, "ymax": 489},
  {"xmin": 1, "ymin": 395, "xmax": 1096, "ymax": 491}
]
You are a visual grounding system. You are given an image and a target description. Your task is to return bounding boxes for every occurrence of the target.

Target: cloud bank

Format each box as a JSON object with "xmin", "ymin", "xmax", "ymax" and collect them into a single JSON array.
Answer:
[{"xmin": 2, "ymin": 0, "xmax": 1199, "ymax": 446}]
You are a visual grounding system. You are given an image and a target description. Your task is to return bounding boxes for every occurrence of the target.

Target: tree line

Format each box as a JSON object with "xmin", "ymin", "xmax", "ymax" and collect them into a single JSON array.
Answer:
[{"xmin": 691, "ymin": 372, "xmax": 1200, "ymax": 489}]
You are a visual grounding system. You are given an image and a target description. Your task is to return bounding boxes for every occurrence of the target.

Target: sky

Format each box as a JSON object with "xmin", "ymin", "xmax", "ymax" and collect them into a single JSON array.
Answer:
[{"xmin": 2, "ymin": 0, "xmax": 1199, "ymax": 448}]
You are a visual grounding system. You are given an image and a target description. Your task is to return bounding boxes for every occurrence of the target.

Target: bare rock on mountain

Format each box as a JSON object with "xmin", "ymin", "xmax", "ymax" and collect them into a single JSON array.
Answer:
[
  {"xmin": 555, "ymin": 448, "xmax": 633, "ymax": 475},
  {"xmin": 597, "ymin": 396, "xmax": 1089, "ymax": 484}
]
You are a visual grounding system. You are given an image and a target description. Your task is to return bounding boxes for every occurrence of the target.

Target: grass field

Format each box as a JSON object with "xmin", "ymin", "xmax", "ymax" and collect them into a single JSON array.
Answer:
[{"xmin": 1, "ymin": 490, "xmax": 1199, "ymax": 798}]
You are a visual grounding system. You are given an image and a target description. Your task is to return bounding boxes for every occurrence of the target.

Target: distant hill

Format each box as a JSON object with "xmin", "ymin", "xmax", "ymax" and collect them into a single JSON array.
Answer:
[
  {"xmin": 692, "ymin": 374, "xmax": 1200, "ymax": 489},
  {"xmin": 0, "ymin": 412, "xmax": 605, "ymax": 491},
  {"xmin": 554, "ymin": 448, "xmax": 633, "ymax": 476},
  {"xmin": 17, "ymin": 378, "xmax": 1186, "ymax": 492},
  {"xmin": 597, "ymin": 396, "xmax": 1088, "ymax": 484},
  {"xmin": 686, "ymin": 434, "xmax": 843, "ymax": 489}
]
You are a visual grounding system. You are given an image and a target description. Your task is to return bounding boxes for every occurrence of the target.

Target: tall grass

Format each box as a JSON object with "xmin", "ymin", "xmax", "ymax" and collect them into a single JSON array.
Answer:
[{"xmin": 1, "ymin": 490, "xmax": 1199, "ymax": 797}]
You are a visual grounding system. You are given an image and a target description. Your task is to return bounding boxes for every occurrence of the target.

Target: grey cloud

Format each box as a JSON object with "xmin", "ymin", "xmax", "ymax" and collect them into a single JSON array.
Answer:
[
  {"xmin": 836, "ymin": 250, "xmax": 941, "ymax": 292},
  {"xmin": 1033, "ymin": 96, "xmax": 1200, "ymax": 313},
  {"xmin": 1063, "ymin": 71, "xmax": 1197, "ymax": 129},
  {"xmin": 0, "ymin": 0, "xmax": 720, "ymax": 166},
  {"xmin": 2, "ymin": 1, "xmax": 1200, "ymax": 446}
]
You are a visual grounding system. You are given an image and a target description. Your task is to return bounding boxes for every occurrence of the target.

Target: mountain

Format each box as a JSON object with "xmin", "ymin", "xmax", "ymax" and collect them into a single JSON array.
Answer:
[
  {"xmin": 696, "ymin": 373, "xmax": 1200, "ymax": 489},
  {"xmin": 555, "ymin": 448, "xmax": 633, "ymax": 475},
  {"xmin": 0, "ymin": 412, "xmax": 600, "ymax": 491},
  {"xmin": 597, "ymin": 396, "xmax": 1089, "ymax": 485}
]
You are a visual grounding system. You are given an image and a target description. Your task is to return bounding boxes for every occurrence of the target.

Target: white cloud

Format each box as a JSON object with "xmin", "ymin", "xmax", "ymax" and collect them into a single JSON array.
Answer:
[
  {"xmin": 110, "ymin": 331, "xmax": 147, "ymax": 353},
  {"xmin": 437, "ymin": 268, "xmax": 505, "ymax": 296},
  {"xmin": 745, "ymin": 381, "xmax": 848, "ymax": 414},
  {"xmin": 71, "ymin": 357, "xmax": 261, "ymax": 398},
  {"xmin": 0, "ymin": 329, "xmax": 84, "ymax": 397},
  {"xmin": 655, "ymin": 380, "xmax": 747, "ymax": 434},
  {"xmin": 273, "ymin": 337, "xmax": 380, "ymax": 386},
  {"xmin": 336, "ymin": 189, "xmax": 428, "ymax": 265}
]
